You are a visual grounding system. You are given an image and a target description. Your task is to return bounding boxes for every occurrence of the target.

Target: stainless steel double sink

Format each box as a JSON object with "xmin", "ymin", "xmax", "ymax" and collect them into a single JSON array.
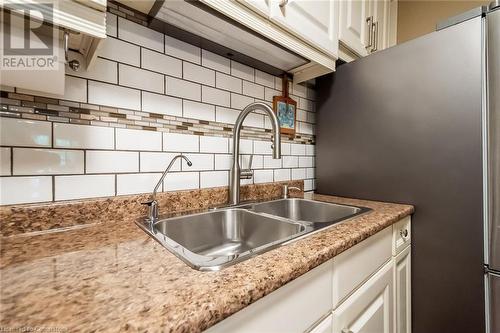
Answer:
[{"xmin": 136, "ymin": 198, "xmax": 370, "ymax": 271}]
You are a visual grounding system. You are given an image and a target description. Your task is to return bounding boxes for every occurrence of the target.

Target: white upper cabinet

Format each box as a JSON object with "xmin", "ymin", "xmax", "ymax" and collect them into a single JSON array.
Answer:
[
  {"xmin": 339, "ymin": 0, "xmax": 395, "ymax": 59},
  {"xmin": 240, "ymin": 0, "xmax": 272, "ymax": 17},
  {"xmin": 269, "ymin": 0, "xmax": 339, "ymax": 57},
  {"xmin": 339, "ymin": 0, "xmax": 371, "ymax": 56},
  {"xmin": 370, "ymin": 0, "xmax": 390, "ymax": 52}
]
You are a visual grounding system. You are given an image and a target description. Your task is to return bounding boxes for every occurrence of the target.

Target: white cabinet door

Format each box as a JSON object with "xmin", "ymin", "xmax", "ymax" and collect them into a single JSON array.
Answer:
[
  {"xmin": 370, "ymin": 0, "xmax": 389, "ymax": 52},
  {"xmin": 395, "ymin": 246, "xmax": 411, "ymax": 333},
  {"xmin": 338, "ymin": 0, "xmax": 371, "ymax": 56},
  {"xmin": 333, "ymin": 260, "xmax": 394, "ymax": 333},
  {"xmin": 270, "ymin": 0, "xmax": 339, "ymax": 57},
  {"xmin": 238, "ymin": 0, "xmax": 272, "ymax": 17},
  {"xmin": 309, "ymin": 314, "xmax": 333, "ymax": 333}
]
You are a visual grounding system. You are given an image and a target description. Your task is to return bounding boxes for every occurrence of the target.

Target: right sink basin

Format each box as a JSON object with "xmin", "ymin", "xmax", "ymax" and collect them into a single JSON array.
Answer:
[{"xmin": 249, "ymin": 198, "xmax": 370, "ymax": 225}]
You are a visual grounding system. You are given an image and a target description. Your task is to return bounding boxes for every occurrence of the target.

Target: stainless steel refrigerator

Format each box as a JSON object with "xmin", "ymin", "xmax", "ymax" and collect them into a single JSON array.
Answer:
[{"xmin": 316, "ymin": 3, "xmax": 500, "ymax": 333}]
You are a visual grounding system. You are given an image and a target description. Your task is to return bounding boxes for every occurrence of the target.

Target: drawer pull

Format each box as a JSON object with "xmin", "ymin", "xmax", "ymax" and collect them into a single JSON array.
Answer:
[
  {"xmin": 400, "ymin": 228, "xmax": 409, "ymax": 239},
  {"xmin": 342, "ymin": 329, "xmax": 354, "ymax": 333}
]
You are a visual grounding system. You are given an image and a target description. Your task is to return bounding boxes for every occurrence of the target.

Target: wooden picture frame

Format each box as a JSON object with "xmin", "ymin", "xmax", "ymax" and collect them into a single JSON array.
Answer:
[{"xmin": 272, "ymin": 76, "xmax": 297, "ymax": 135}]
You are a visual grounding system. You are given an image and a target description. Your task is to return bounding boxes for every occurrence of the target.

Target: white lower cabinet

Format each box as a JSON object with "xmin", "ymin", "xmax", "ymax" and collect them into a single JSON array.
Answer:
[
  {"xmin": 206, "ymin": 218, "xmax": 411, "ymax": 333},
  {"xmin": 309, "ymin": 314, "xmax": 333, "ymax": 333},
  {"xmin": 394, "ymin": 246, "xmax": 411, "ymax": 333},
  {"xmin": 332, "ymin": 260, "xmax": 394, "ymax": 333}
]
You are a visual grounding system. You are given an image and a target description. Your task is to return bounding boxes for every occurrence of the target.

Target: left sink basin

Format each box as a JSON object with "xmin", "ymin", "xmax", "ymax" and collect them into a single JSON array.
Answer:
[{"xmin": 137, "ymin": 208, "xmax": 309, "ymax": 271}]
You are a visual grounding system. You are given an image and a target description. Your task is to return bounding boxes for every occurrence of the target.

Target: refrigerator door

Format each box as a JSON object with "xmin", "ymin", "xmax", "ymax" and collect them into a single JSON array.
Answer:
[
  {"xmin": 488, "ymin": 8, "xmax": 500, "ymax": 271},
  {"xmin": 316, "ymin": 14, "xmax": 484, "ymax": 333},
  {"xmin": 487, "ymin": 272, "xmax": 500, "ymax": 333}
]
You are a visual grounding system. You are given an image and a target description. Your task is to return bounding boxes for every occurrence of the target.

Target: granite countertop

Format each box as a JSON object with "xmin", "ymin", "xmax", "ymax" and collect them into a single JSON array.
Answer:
[{"xmin": 0, "ymin": 194, "xmax": 413, "ymax": 333}]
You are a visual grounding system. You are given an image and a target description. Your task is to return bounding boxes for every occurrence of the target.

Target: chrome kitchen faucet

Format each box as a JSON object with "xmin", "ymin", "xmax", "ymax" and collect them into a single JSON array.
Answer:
[
  {"xmin": 229, "ymin": 102, "xmax": 281, "ymax": 205},
  {"xmin": 142, "ymin": 154, "xmax": 193, "ymax": 223}
]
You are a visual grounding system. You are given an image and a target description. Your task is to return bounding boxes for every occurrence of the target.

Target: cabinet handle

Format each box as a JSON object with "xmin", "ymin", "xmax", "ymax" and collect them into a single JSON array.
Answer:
[
  {"xmin": 372, "ymin": 21, "xmax": 379, "ymax": 52},
  {"xmin": 366, "ymin": 16, "xmax": 373, "ymax": 48},
  {"xmin": 341, "ymin": 329, "xmax": 354, "ymax": 333},
  {"xmin": 279, "ymin": 0, "xmax": 289, "ymax": 7},
  {"xmin": 400, "ymin": 228, "xmax": 409, "ymax": 239}
]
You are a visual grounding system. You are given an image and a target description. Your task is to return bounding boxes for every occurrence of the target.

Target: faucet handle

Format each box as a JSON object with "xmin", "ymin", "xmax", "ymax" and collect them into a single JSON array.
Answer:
[
  {"xmin": 141, "ymin": 199, "xmax": 158, "ymax": 223},
  {"xmin": 240, "ymin": 155, "xmax": 254, "ymax": 179}
]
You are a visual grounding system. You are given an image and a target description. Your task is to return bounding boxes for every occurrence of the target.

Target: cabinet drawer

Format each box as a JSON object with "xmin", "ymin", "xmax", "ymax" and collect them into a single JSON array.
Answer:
[
  {"xmin": 392, "ymin": 216, "xmax": 411, "ymax": 255},
  {"xmin": 332, "ymin": 226, "xmax": 392, "ymax": 308},
  {"xmin": 205, "ymin": 259, "xmax": 333, "ymax": 333}
]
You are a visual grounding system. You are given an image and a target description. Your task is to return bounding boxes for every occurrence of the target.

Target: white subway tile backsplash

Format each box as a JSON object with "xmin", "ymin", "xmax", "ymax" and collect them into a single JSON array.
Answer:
[
  {"xmin": 13, "ymin": 148, "xmax": 83, "ymax": 175},
  {"xmin": 164, "ymin": 171, "xmax": 199, "ymax": 191},
  {"xmin": 254, "ymin": 169, "xmax": 273, "ymax": 184},
  {"xmin": 88, "ymin": 81, "xmax": 141, "ymax": 110},
  {"xmin": 291, "ymin": 143, "xmax": 306, "ymax": 156},
  {"xmin": 119, "ymin": 64, "xmax": 164, "ymax": 93},
  {"xmin": 117, "ymin": 173, "xmax": 161, "ymax": 195},
  {"xmin": 231, "ymin": 61, "xmax": 254, "ymax": 81},
  {"xmin": 254, "ymin": 140, "xmax": 273, "ymax": 155},
  {"xmin": 231, "ymin": 93, "xmax": 254, "ymax": 110},
  {"xmin": 281, "ymin": 143, "xmax": 291, "ymax": 155},
  {"xmin": 306, "ymin": 144, "xmax": 315, "ymax": 156},
  {"xmin": 165, "ymin": 36, "xmax": 201, "ymax": 64},
  {"xmin": 183, "ymin": 62, "xmax": 215, "ymax": 86},
  {"xmin": 183, "ymin": 100, "xmax": 215, "ymax": 121},
  {"xmin": 215, "ymin": 154, "xmax": 232, "ymax": 170},
  {"xmin": 275, "ymin": 76, "xmax": 282, "ymax": 92},
  {"xmin": 200, "ymin": 136, "xmax": 228, "ymax": 153},
  {"xmin": 118, "ymin": 17, "xmax": 163, "ymax": 52},
  {"xmin": 200, "ymin": 171, "xmax": 228, "ymax": 188},
  {"xmin": 0, "ymin": 148, "xmax": 10, "ymax": 175},
  {"xmin": 282, "ymin": 155, "xmax": 298, "ymax": 168},
  {"xmin": 292, "ymin": 84, "xmax": 307, "ymax": 98},
  {"xmin": 274, "ymin": 168, "xmax": 291, "ymax": 181},
  {"xmin": 55, "ymin": 175, "xmax": 115, "ymax": 200},
  {"xmin": 0, "ymin": 118, "xmax": 51, "ymax": 147},
  {"xmin": 106, "ymin": 13, "xmax": 117, "ymax": 37},
  {"xmin": 202, "ymin": 50, "xmax": 230, "ymax": 74},
  {"xmin": 163, "ymin": 133, "xmax": 199, "ymax": 152},
  {"xmin": 183, "ymin": 154, "xmax": 214, "ymax": 171},
  {"xmin": 297, "ymin": 110, "xmax": 308, "ymax": 122},
  {"xmin": 215, "ymin": 107, "xmax": 239, "ymax": 124},
  {"xmin": 140, "ymin": 152, "xmax": 181, "ymax": 172},
  {"xmin": 229, "ymin": 139, "xmax": 253, "ymax": 154},
  {"xmin": 98, "ymin": 37, "xmax": 140, "ymax": 66},
  {"xmin": 243, "ymin": 81, "xmax": 264, "ymax": 99},
  {"xmin": 202, "ymin": 86, "xmax": 230, "ymax": 107},
  {"xmin": 264, "ymin": 87, "xmax": 280, "ymax": 102},
  {"xmin": 71, "ymin": 58, "xmax": 117, "ymax": 84},
  {"xmin": 141, "ymin": 48, "xmax": 182, "ymax": 77},
  {"xmin": 306, "ymin": 167, "xmax": 315, "ymax": 179},
  {"xmin": 0, "ymin": 13, "xmax": 317, "ymax": 204},
  {"xmin": 216, "ymin": 72, "xmax": 242, "ymax": 93},
  {"xmin": 166, "ymin": 76, "xmax": 201, "ymax": 101},
  {"xmin": 292, "ymin": 168, "xmax": 306, "ymax": 180},
  {"xmin": 298, "ymin": 122, "xmax": 314, "ymax": 135},
  {"xmin": 304, "ymin": 179, "xmax": 313, "ymax": 192},
  {"xmin": 263, "ymin": 155, "xmax": 282, "ymax": 169},
  {"xmin": 86, "ymin": 151, "xmax": 138, "ymax": 173},
  {"xmin": 299, "ymin": 156, "xmax": 313, "ymax": 168},
  {"xmin": 255, "ymin": 70, "xmax": 275, "ymax": 88},
  {"xmin": 116, "ymin": 128, "xmax": 162, "ymax": 151},
  {"xmin": 242, "ymin": 112, "xmax": 264, "ymax": 128},
  {"xmin": 142, "ymin": 92, "xmax": 182, "ymax": 117},
  {"xmin": 0, "ymin": 176, "xmax": 52, "ymax": 205},
  {"xmin": 63, "ymin": 76, "xmax": 88, "ymax": 103},
  {"xmin": 54, "ymin": 123, "xmax": 114, "ymax": 150}
]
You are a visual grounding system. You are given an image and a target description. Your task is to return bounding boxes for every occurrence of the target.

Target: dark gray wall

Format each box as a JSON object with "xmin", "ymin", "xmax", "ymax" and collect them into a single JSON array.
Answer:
[{"xmin": 316, "ymin": 17, "xmax": 484, "ymax": 333}]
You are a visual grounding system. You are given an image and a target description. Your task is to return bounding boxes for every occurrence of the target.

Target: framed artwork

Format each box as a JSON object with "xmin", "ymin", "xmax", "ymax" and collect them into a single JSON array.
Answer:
[{"xmin": 273, "ymin": 76, "xmax": 297, "ymax": 135}]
